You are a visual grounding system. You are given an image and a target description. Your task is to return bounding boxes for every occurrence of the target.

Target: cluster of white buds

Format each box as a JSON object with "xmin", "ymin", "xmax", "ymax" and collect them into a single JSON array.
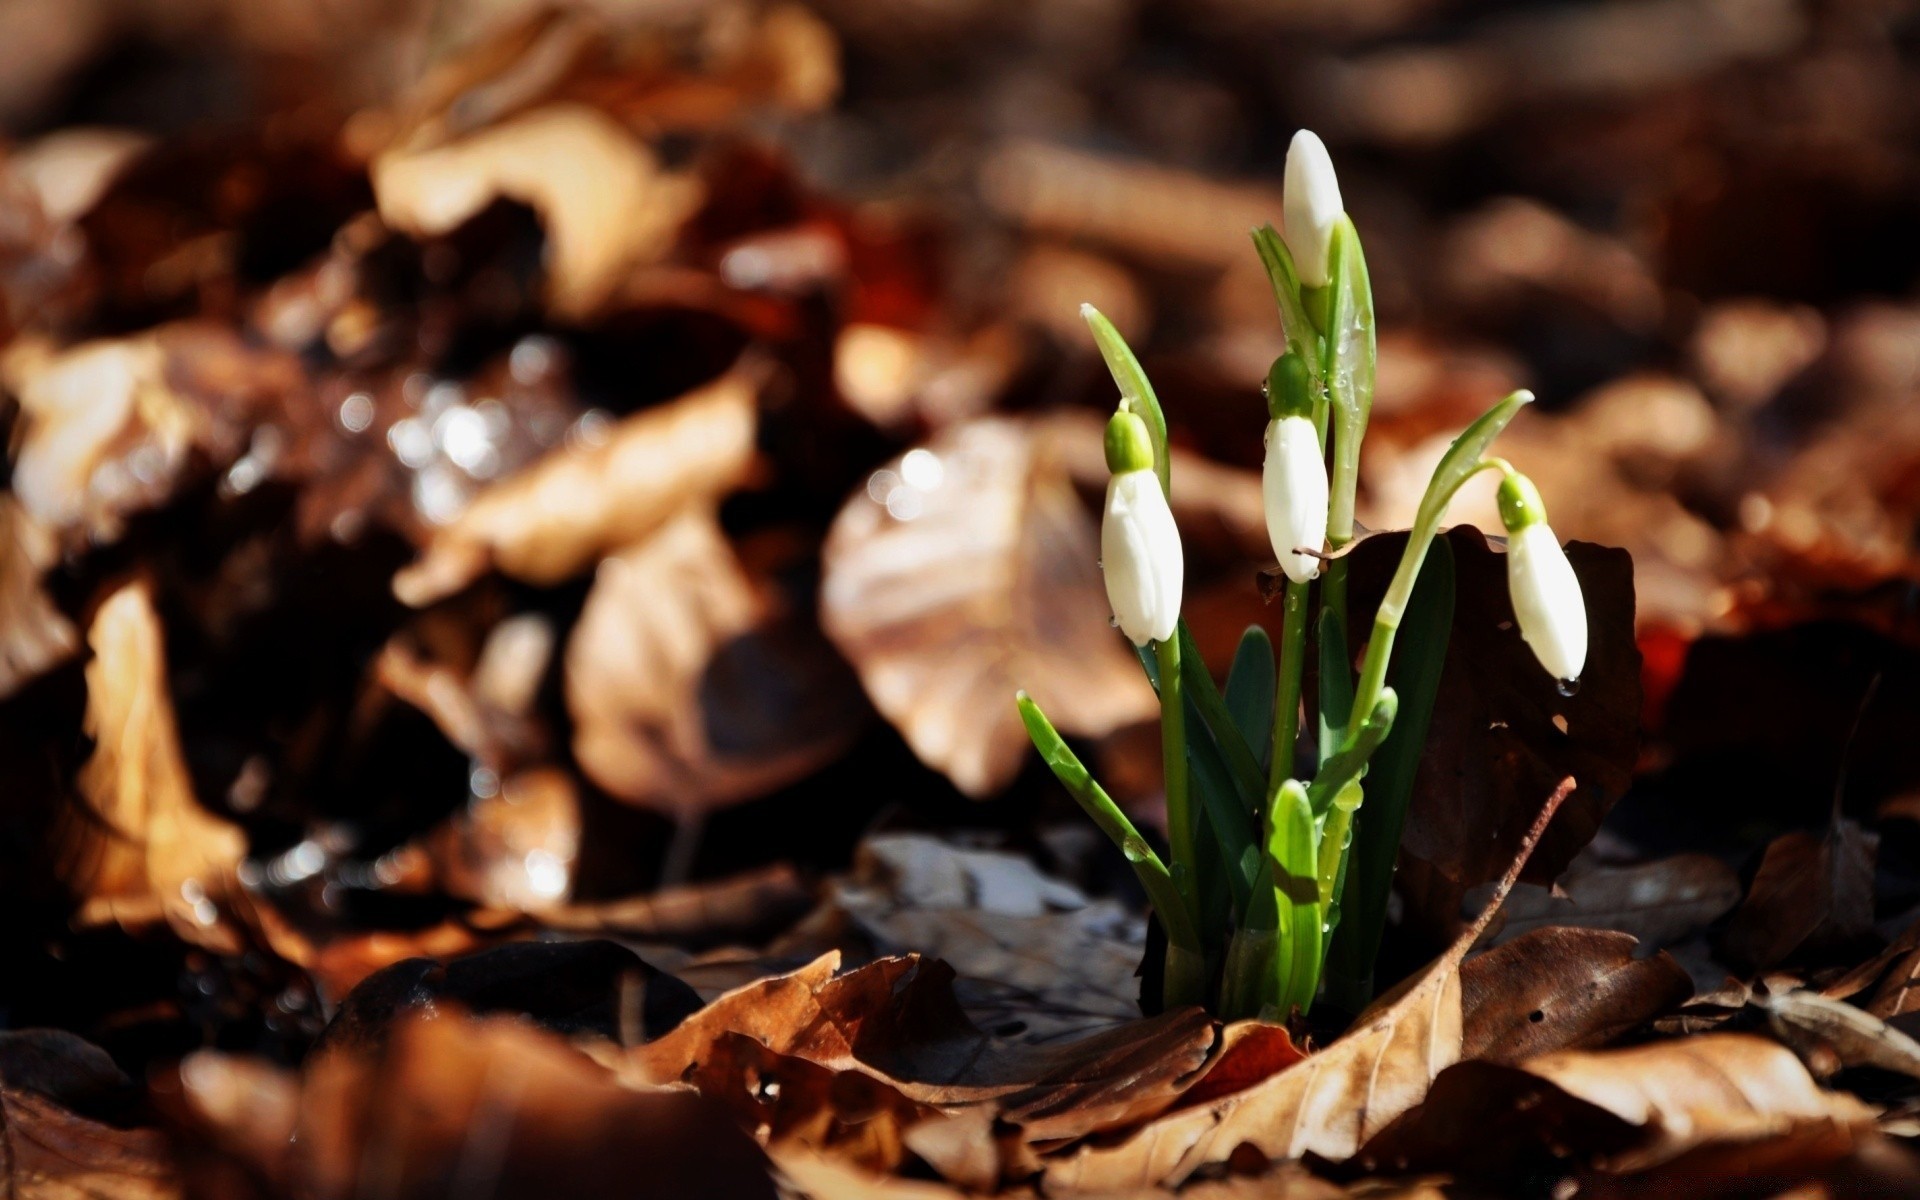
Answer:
[
  {"xmin": 1261, "ymin": 353, "xmax": 1328, "ymax": 584},
  {"xmin": 1498, "ymin": 471, "xmax": 1588, "ymax": 685},
  {"xmin": 1283, "ymin": 130, "xmax": 1343, "ymax": 289},
  {"xmin": 1100, "ymin": 410, "xmax": 1182, "ymax": 646}
]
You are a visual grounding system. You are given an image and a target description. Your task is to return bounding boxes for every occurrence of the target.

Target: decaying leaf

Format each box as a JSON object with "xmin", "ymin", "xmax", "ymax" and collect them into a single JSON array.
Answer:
[
  {"xmin": 0, "ymin": 493, "xmax": 77, "ymax": 698},
  {"xmin": 565, "ymin": 505, "xmax": 863, "ymax": 817},
  {"xmin": 1761, "ymin": 988, "xmax": 1920, "ymax": 1082},
  {"xmin": 1470, "ymin": 853, "xmax": 1742, "ymax": 949},
  {"xmin": 391, "ymin": 370, "xmax": 757, "ymax": 603},
  {"xmin": 372, "ymin": 104, "xmax": 703, "ymax": 318},
  {"xmin": 1339, "ymin": 527, "xmax": 1641, "ymax": 922},
  {"xmin": 817, "ymin": 833, "xmax": 1146, "ymax": 1039},
  {"xmin": 66, "ymin": 579, "xmax": 248, "ymax": 952},
  {"xmin": 2, "ymin": 323, "xmax": 303, "ymax": 540},
  {"xmin": 0, "ymin": 1029, "xmax": 180, "ymax": 1200},
  {"xmin": 1719, "ymin": 818, "xmax": 1878, "ymax": 970},
  {"xmin": 1461, "ymin": 927, "xmax": 1693, "ymax": 1064},
  {"xmin": 1825, "ymin": 914, "xmax": 1920, "ymax": 1019},
  {"xmin": 1371, "ymin": 1034, "xmax": 1878, "ymax": 1177},
  {"xmin": 1043, "ymin": 778, "xmax": 1577, "ymax": 1191},
  {"xmin": 820, "ymin": 416, "xmax": 1157, "ymax": 796},
  {"xmin": 178, "ymin": 1010, "xmax": 772, "ymax": 1200}
]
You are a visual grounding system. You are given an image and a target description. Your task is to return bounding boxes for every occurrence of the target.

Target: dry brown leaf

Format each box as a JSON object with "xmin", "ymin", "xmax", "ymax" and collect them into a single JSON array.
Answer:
[
  {"xmin": 543, "ymin": 864, "xmax": 815, "ymax": 947},
  {"xmin": 565, "ymin": 505, "xmax": 862, "ymax": 817},
  {"xmin": 1042, "ymin": 778, "xmax": 1577, "ymax": 1191},
  {"xmin": 66, "ymin": 579, "xmax": 248, "ymax": 953},
  {"xmin": 0, "ymin": 1029, "xmax": 180, "ymax": 1200},
  {"xmin": 820, "ymin": 833, "xmax": 1147, "ymax": 1040},
  {"xmin": 1514, "ymin": 1035, "xmax": 1877, "ymax": 1172},
  {"xmin": 1761, "ymin": 989, "xmax": 1920, "ymax": 1082},
  {"xmin": 1461, "ymin": 927, "xmax": 1693, "ymax": 1064},
  {"xmin": 2, "ymin": 324, "xmax": 303, "ymax": 541},
  {"xmin": 1471, "ymin": 854, "xmax": 1742, "ymax": 949},
  {"xmin": 1719, "ymin": 819, "xmax": 1878, "ymax": 971},
  {"xmin": 180, "ymin": 1010, "xmax": 772, "ymax": 1200},
  {"xmin": 1370, "ymin": 1033, "xmax": 1878, "ymax": 1178},
  {"xmin": 393, "ymin": 370, "xmax": 758, "ymax": 606},
  {"xmin": 0, "ymin": 493, "xmax": 78, "ymax": 698},
  {"xmin": 372, "ymin": 104, "xmax": 702, "ymax": 318},
  {"xmin": 1824, "ymin": 914, "xmax": 1920, "ymax": 1019},
  {"xmin": 820, "ymin": 415, "xmax": 1156, "ymax": 796}
]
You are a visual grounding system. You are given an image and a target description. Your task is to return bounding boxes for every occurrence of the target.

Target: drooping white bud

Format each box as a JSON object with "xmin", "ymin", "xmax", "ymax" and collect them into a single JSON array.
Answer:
[
  {"xmin": 1101, "ymin": 412, "xmax": 1182, "ymax": 646},
  {"xmin": 1263, "ymin": 415, "xmax": 1328, "ymax": 583},
  {"xmin": 1282, "ymin": 130, "xmax": 1343, "ymax": 290},
  {"xmin": 1499, "ymin": 473, "xmax": 1587, "ymax": 685}
]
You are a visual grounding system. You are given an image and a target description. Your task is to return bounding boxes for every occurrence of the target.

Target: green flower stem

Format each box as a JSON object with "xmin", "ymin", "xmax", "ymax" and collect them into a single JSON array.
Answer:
[
  {"xmin": 1343, "ymin": 391, "xmax": 1533, "ymax": 743},
  {"xmin": 1015, "ymin": 692, "xmax": 1201, "ymax": 957},
  {"xmin": 1154, "ymin": 635, "xmax": 1197, "ymax": 918},
  {"xmin": 1270, "ymin": 577, "xmax": 1311, "ymax": 793}
]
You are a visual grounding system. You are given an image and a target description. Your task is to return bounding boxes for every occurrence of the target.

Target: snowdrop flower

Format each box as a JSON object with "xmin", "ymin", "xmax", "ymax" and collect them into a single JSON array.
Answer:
[
  {"xmin": 1262, "ymin": 354, "xmax": 1327, "ymax": 583},
  {"xmin": 1498, "ymin": 471, "xmax": 1587, "ymax": 685},
  {"xmin": 1101, "ymin": 410, "xmax": 1182, "ymax": 646},
  {"xmin": 1283, "ymin": 130, "xmax": 1343, "ymax": 289}
]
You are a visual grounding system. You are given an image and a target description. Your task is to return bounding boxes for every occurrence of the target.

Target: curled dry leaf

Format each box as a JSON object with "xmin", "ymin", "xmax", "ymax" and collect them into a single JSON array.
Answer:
[
  {"xmin": 393, "ymin": 370, "xmax": 758, "ymax": 606},
  {"xmin": 372, "ymin": 104, "xmax": 703, "ymax": 318},
  {"xmin": 1825, "ymin": 914, "xmax": 1920, "ymax": 1019},
  {"xmin": 1461, "ymin": 927, "xmax": 1693, "ymax": 1065},
  {"xmin": 1043, "ymin": 779, "xmax": 1576, "ymax": 1191},
  {"xmin": 0, "ymin": 1029, "xmax": 179, "ymax": 1200},
  {"xmin": 820, "ymin": 415, "xmax": 1156, "ymax": 796},
  {"xmin": 543, "ymin": 863, "xmax": 815, "ymax": 948},
  {"xmin": 1371, "ymin": 1034, "xmax": 1877, "ymax": 1178},
  {"xmin": 2, "ymin": 323, "xmax": 304, "ymax": 540},
  {"xmin": 1719, "ymin": 818, "xmax": 1878, "ymax": 971},
  {"xmin": 66, "ymin": 579, "xmax": 248, "ymax": 953},
  {"xmin": 565, "ymin": 505, "xmax": 863, "ymax": 816},
  {"xmin": 1469, "ymin": 853, "xmax": 1742, "ymax": 949},
  {"xmin": 0, "ymin": 493, "xmax": 78, "ymax": 698},
  {"xmin": 1761, "ymin": 988, "xmax": 1920, "ymax": 1082}
]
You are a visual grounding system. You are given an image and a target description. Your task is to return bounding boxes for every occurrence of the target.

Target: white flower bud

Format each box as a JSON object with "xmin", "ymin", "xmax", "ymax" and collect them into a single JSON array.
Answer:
[
  {"xmin": 1283, "ymin": 130, "xmax": 1343, "ymax": 289},
  {"xmin": 1263, "ymin": 414, "xmax": 1328, "ymax": 583},
  {"xmin": 1499, "ymin": 473, "xmax": 1587, "ymax": 684},
  {"xmin": 1102, "ymin": 467, "xmax": 1183, "ymax": 646}
]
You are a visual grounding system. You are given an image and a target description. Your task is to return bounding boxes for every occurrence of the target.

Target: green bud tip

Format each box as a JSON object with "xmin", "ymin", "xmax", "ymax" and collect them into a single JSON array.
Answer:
[
  {"xmin": 1105, "ymin": 410, "xmax": 1155, "ymax": 474},
  {"xmin": 1497, "ymin": 471, "xmax": 1548, "ymax": 533},
  {"xmin": 1266, "ymin": 352, "xmax": 1312, "ymax": 420}
]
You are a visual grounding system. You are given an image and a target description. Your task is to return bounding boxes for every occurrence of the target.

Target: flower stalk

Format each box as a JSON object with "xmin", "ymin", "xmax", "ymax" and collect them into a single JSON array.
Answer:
[{"xmin": 1017, "ymin": 129, "xmax": 1583, "ymax": 1023}]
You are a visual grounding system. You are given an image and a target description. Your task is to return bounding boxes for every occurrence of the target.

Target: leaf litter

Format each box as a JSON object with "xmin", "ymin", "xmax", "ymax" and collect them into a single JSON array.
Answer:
[{"xmin": 4, "ymin": 1, "xmax": 1920, "ymax": 1197}]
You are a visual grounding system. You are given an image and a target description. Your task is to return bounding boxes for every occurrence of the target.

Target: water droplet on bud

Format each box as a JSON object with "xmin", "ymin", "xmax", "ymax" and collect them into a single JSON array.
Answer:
[{"xmin": 1556, "ymin": 677, "xmax": 1581, "ymax": 698}]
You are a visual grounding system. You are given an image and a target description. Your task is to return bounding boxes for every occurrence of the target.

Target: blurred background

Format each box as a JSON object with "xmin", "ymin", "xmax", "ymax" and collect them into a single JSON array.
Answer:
[{"xmin": 1, "ymin": 0, "xmax": 1918, "ymax": 1118}]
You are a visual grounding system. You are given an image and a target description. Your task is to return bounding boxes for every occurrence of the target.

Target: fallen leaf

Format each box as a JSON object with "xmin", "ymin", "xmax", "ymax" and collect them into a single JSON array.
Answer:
[
  {"xmin": 1369, "ymin": 1033, "xmax": 1877, "ymax": 1178},
  {"xmin": 1825, "ymin": 914, "xmax": 1920, "ymax": 1019},
  {"xmin": 542, "ymin": 864, "xmax": 815, "ymax": 948},
  {"xmin": 1042, "ymin": 778, "xmax": 1577, "ymax": 1190},
  {"xmin": 1468, "ymin": 854, "xmax": 1741, "ymax": 949},
  {"xmin": 1761, "ymin": 988, "xmax": 1920, "ymax": 1082},
  {"xmin": 393, "ymin": 369, "xmax": 759, "ymax": 606},
  {"xmin": 0, "ymin": 1029, "xmax": 179, "ymax": 1200},
  {"xmin": 820, "ymin": 415, "xmax": 1157, "ymax": 796},
  {"xmin": 818, "ymin": 833, "xmax": 1147, "ymax": 1039},
  {"xmin": 565, "ymin": 505, "xmax": 864, "ymax": 817},
  {"xmin": 65, "ymin": 579, "xmax": 248, "ymax": 953},
  {"xmin": 1339, "ymin": 527, "xmax": 1641, "ymax": 921},
  {"xmin": 1719, "ymin": 818, "xmax": 1878, "ymax": 970},
  {"xmin": 414, "ymin": 767, "xmax": 581, "ymax": 911},
  {"xmin": 1461, "ymin": 927, "xmax": 1693, "ymax": 1064},
  {"xmin": 372, "ymin": 104, "xmax": 703, "ymax": 318},
  {"xmin": 1, "ymin": 324, "xmax": 304, "ymax": 540},
  {"xmin": 185, "ymin": 1010, "xmax": 774, "ymax": 1200},
  {"xmin": 0, "ymin": 494, "xmax": 78, "ymax": 698},
  {"xmin": 315, "ymin": 938, "xmax": 702, "ymax": 1055}
]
